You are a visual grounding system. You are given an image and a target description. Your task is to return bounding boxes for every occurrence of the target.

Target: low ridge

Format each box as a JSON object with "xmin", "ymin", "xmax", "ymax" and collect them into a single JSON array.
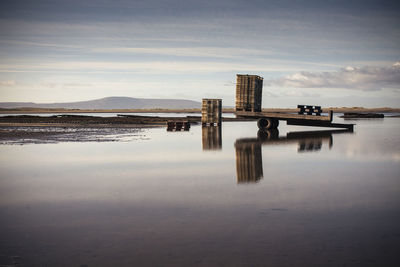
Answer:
[{"xmin": 0, "ymin": 97, "xmax": 202, "ymax": 110}]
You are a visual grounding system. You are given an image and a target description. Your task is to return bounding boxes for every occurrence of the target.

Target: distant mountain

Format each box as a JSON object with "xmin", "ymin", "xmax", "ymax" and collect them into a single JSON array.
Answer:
[{"xmin": 0, "ymin": 97, "xmax": 202, "ymax": 109}]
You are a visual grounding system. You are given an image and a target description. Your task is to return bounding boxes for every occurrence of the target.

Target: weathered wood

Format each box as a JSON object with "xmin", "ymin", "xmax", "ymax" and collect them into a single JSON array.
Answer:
[
  {"xmin": 297, "ymin": 105, "xmax": 322, "ymax": 116},
  {"xmin": 237, "ymin": 110, "xmax": 354, "ymax": 130},
  {"xmin": 202, "ymin": 99, "xmax": 222, "ymax": 125},
  {"xmin": 235, "ymin": 110, "xmax": 333, "ymax": 122},
  {"xmin": 235, "ymin": 74, "xmax": 263, "ymax": 112}
]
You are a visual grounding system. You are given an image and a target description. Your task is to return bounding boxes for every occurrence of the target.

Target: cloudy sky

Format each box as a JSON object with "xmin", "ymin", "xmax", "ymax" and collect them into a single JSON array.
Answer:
[{"xmin": 0, "ymin": 0, "xmax": 399, "ymax": 107}]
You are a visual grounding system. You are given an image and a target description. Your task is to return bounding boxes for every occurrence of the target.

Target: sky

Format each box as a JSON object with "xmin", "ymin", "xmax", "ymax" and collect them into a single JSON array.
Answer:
[{"xmin": 0, "ymin": 0, "xmax": 399, "ymax": 108}]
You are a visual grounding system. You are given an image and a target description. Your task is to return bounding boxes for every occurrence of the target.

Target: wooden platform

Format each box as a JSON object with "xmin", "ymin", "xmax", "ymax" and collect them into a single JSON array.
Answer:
[
  {"xmin": 235, "ymin": 110, "xmax": 354, "ymax": 130},
  {"xmin": 235, "ymin": 110, "xmax": 333, "ymax": 121}
]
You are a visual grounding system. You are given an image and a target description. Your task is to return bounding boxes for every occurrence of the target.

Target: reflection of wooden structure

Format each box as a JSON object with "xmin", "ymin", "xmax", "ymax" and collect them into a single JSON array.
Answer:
[
  {"xmin": 202, "ymin": 99, "xmax": 222, "ymax": 126},
  {"xmin": 234, "ymin": 140, "xmax": 263, "ymax": 183},
  {"xmin": 253, "ymin": 129, "xmax": 342, "ymax": 152},
  {"xmin": 234, "ymin": 129, "xmax": 353, "ymax": 184},
  {"xmin": 298, "ymin": 139, "xmax": 322, "ymax": 152},
  {"xmin": 235, "ymin": 74, "xmax": 354, "ymax": 131},
  {"xmin": 202, "ymin": 126, "xmax": 222, "ymax": 150}
]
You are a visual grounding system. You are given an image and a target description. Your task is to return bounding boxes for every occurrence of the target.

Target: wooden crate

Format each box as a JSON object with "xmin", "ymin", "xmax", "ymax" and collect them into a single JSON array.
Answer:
[
  {"xmin": 235, "ymin": 74, "xmax": 263, "ymax": 112},
  {"xmin": 202, "ymin": 99, "xmax": 222, "ymax": 125}
]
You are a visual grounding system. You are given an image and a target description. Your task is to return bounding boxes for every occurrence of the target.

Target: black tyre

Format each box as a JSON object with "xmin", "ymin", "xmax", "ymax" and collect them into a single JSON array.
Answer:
[
  {"xmin": 272, "ymin": 119, "xmax": 279, "ymax": 129},
  {"xmin": 257, "ymin": 118, "xmax": 279, "ymax": 130},
  {"xmin": 257, "ymin": 118, "xmax": 272, "ymax": 130},
  {"xmin": 258, "ymin": 129, "xmax": 279, "ymax": 140}
]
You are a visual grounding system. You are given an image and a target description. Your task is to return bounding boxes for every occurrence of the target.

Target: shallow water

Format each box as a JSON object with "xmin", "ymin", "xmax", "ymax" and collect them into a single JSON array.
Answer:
[
  {"xmin": 0, "ymin": 112, "xmax": 217, "ymax": 117},
  {"xmin": 0, "ymin": 117, "xmax": 399, "ymax": 266}
]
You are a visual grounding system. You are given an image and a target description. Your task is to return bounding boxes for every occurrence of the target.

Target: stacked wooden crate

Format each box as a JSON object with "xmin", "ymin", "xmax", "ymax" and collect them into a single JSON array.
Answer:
[
  {"xmin": 201, "ymin": 99, "xmax": 222, "ymax": 126},
  {"xmin": 235, "ymin": 74, "xmax": 263, "ymax": 112}
]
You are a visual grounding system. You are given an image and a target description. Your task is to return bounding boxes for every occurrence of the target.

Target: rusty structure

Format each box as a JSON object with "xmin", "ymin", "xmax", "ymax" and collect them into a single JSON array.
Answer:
[
  {"xmin": 202, "ymin": 99, "xmax": 222, "ymax": 126},
  {"xmin": 235, "ymin": 74, "xmax": 263, "ymax": 112}
]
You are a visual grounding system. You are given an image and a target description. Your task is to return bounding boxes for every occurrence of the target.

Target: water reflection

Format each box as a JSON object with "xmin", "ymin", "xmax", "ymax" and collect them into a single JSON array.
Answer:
[
  {"xmin": 235, "ymin": 138, "xmax": 263, "ymax": 183},
  {"xmin": 235, "ymin": 129, "xmax": 353, "ymax": 183},
  {"xmin": 202, "ymin": 126, "xmax": 222, "ymax": 150}
]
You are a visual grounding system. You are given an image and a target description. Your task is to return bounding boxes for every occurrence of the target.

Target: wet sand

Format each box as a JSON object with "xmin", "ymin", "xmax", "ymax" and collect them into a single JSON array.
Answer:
[
  {"xmin": 0, "ymin": 115, "xmax": 253, "ymax": 144},
  {"xmin": 0, "ymin": 114, "xmax": 200, "ymax": 126},
  {"xmin": 1, "ymin": 107, "xmax": 399, "ymax": 114},
  {"xmin": 0, "ymin": 127, "xmax": 147, "ymax": 145}
]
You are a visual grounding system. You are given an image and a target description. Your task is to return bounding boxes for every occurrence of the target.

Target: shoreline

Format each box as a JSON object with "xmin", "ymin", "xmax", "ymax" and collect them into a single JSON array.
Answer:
[
  {"xmin": 0, "ymin": 114, "xmax": 254, "ymax": 129},
  {"xmin": 1, "ymin": 107, "xmax": 400, "ymax": 114}
]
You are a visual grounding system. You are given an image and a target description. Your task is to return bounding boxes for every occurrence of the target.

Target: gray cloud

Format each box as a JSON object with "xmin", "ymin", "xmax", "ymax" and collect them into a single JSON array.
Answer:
[
  {"xmin": 265, "ymin": 63, "xmax": 400, "ymax": 91},
  {"xmin": 0, "ymin": 80, "xmax": 15, "ymax": 86}
]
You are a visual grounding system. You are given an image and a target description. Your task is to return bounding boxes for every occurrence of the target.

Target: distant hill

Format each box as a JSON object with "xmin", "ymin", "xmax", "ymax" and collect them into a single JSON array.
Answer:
[{"xmin": 0, "ymin": 97, "xmax": 202, "ymax": 110}]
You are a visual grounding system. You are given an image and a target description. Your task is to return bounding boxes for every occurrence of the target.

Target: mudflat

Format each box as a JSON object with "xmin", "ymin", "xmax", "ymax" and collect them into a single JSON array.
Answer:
[{"xmin": 1, "ymin": 107, "xmax": 400, "ymax": 114}]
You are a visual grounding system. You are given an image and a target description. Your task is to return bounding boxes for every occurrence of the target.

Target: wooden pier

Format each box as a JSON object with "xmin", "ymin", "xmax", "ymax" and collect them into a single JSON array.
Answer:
[{"xmin": 234, "ymin": 74, "xmax": 354, "ymax": 131}]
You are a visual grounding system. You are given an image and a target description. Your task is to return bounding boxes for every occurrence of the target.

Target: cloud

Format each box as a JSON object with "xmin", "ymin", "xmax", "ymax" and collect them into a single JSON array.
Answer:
[
  {"xmin": 265, "ymin": 62, "xmax": 400, "ymax": 91},
  {"xmin": 91, "ymin": 46, "xmax": 275, "ymax": 59},
  {"xmin": 0, "ymin": 60, "xmax": 307, "ymax": 74},
  {"xmin": 0, "ymin": 80, "xmax": 16, "ymax": 86}
]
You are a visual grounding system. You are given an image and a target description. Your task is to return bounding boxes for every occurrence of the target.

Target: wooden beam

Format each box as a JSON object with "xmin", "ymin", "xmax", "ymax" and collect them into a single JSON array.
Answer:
[{"xmin": 235, "ymin": 111, "xmax": 332, "ymax": 121}]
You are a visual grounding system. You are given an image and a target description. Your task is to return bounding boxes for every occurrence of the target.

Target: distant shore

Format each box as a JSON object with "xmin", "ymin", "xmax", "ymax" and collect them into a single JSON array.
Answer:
[{"xmin": 1, "ymin": 107, "xmax": 399, "ymax": 114}]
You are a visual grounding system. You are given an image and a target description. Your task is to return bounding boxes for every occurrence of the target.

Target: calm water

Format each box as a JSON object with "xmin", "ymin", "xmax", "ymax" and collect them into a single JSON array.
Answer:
[
  {"xmin": 0, "ymin": 112, "xmax": 200, "ymax": 117},
  {"xmin": 0, "ymin": 112, "xmax": 235, "ymax": 118},
  {"xmin": 0, "ymin": 117, "xmax": 399, "ymax": 266}
]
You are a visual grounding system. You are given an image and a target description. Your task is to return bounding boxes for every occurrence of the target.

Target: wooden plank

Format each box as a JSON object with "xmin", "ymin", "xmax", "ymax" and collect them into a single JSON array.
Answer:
[{"xmin": 235, "ymin": 110, "xmax": 332, "ymax": 121}]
